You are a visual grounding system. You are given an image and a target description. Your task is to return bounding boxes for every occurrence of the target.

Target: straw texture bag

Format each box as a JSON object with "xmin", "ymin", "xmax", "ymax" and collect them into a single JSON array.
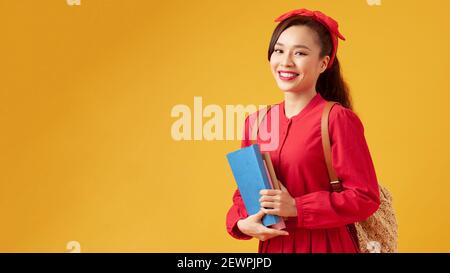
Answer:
[{"xmin": 321, "ymin": 101, "xmax": 398, "ymax": 253}]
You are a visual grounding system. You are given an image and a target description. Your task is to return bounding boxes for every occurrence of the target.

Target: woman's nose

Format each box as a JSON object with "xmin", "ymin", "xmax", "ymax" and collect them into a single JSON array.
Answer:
[{"xmin": 280, "ymin": 53, "xmax": 294, "ymax": 67}]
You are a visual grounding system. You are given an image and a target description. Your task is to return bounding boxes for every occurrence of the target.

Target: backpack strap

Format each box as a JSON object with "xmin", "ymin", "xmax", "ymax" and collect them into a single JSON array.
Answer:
[
  {"xmin": 321, "ymin": 101, "xmax": 344, "ymax": 192},
  {"xmin": 322, "ymin": 101, "xmax": 361, "ymax": 250},
  {"xmin": 249, "ymin": 105, "xmax": 273, "ymax": 145}
]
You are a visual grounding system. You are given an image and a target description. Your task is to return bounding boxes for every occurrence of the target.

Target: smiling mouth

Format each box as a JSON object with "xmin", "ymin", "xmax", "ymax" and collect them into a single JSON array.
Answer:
[{"xmin": 278, "ymin": 71, "xmax": 300, "ymax": 81}]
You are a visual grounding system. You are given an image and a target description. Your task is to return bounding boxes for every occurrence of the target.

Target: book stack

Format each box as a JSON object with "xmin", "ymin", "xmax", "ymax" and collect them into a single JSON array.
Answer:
[{"xmin": 226, "ymin": 144, "xmax": 286, "ymax": 229}]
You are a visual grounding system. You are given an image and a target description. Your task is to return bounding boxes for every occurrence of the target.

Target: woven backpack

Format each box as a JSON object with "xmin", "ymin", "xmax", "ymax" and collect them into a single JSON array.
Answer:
[{"xmin": 321, "ymin": 101, "xmax": 398, "ymax": 253}]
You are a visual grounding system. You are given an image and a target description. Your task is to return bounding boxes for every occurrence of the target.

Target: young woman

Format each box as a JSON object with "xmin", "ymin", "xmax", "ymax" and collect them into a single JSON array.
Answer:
[{"xmin": 225, "ymin": 8, "xmax": 380, "ymax": 253}]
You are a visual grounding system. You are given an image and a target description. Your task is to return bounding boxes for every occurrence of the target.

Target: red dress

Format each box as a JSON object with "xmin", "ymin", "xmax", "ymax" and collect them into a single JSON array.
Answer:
[{"xmin": 225, "ymin": 93, "xmax": 380, "ymax": 253}]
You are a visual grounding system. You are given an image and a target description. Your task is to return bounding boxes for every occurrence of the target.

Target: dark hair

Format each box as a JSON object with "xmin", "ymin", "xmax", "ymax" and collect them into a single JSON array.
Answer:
[{"xmin": 267, "ymin": 16, "xmax": 352, "ymax": 110}]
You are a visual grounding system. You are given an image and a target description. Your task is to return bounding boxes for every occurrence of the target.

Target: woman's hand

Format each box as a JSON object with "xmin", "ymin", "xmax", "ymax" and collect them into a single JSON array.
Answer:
[
  {"xmin": 237, "ymin": 210, "xmax": 289, "ymax": 241},
  {"xmin": 259, "ymin": 182, "xmax": 298, "ymax": 217}
]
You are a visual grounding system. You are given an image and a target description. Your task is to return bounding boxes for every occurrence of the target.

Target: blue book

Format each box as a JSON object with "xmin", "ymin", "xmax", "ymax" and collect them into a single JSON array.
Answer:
[{"xmin": 226, "ymin": 144, "xmax": 283, "ymax": 227}]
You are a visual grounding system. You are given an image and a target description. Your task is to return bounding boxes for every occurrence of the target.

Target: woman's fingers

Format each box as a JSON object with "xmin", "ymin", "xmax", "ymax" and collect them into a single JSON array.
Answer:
[
  {"xmin": 261, "ymin": 207, "xmax": 278, "ymax": 215},
  {"xmin": 259, "ymin": 195, "xmax": 278, "ymax": 202},
  {"xmin": 258, "ymin": 234, "xmax": 276, "ymax": 241},
  {"xmin": 251, "ymin": 209, "xmax": 266, "ymax": 221},
  {"xmin": 259, "ymin": 189, "xmax": 281, "ymax": 196},
  {"xmin": 260, "ymin": 201, "xmax": 277, "ymax": 209},
  {"xmin": 260, "ymin": 226, "xmax": 289, "ymax": 236}
]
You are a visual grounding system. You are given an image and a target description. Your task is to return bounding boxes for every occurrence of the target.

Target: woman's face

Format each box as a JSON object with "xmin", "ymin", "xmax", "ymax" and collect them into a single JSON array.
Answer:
[{"xmin": 270, "ymin": 25, "xmax": 330, "ymax": 93}]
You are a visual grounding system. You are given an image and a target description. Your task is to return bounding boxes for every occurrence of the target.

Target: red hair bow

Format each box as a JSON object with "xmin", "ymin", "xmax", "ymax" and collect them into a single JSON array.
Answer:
[{"xmin": 274, "ymin": 8, "xmax": 346, "ymax": 69}]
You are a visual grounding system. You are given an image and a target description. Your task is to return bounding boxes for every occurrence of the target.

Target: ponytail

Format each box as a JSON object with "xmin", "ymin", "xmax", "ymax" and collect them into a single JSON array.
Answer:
[{"xmin": 316, "ymin": 57, "xmax": 352, "ymax": 109}]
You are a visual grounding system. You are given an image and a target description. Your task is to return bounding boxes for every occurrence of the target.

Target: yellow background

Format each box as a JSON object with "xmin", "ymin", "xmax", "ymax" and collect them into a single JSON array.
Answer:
[{"xmin": 1, "ymin": 0, "xmax": 449, "ymax": 252}]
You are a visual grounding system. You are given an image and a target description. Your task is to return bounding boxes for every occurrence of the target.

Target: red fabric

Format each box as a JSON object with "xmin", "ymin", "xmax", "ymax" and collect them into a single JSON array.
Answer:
[
  {"xmin": 274, "ymin": 8, "xmax": 346, "ymax": 69},
  {"xmin": 226, "ymin": 93, "xmax": 380, "ymax": 253}
]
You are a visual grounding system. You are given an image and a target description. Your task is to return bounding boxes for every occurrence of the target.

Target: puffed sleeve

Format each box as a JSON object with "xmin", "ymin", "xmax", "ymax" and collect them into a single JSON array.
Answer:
[
  {"xmin": 294, "ymin": 105, "xmax": 380, "ymax": 229},
  {"xmin": 226, "ymin": 116, "xmax": 253, "ymax": 240}
]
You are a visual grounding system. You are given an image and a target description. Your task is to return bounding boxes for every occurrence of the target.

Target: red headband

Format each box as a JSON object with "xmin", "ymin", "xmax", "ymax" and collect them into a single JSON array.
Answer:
[{"xmin": 274, "ymin": 8, "xmax": 346, "ymax": 69}]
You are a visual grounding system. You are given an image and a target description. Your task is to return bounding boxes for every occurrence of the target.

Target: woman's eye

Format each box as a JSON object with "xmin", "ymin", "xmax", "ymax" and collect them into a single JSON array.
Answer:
[
  {"xmin": 274, "ymin": 49, "xmax": 283, "ymax": 53},
  {"xmin": 295, "ymin": 52, "xmax": 307, "ymax": 56}
]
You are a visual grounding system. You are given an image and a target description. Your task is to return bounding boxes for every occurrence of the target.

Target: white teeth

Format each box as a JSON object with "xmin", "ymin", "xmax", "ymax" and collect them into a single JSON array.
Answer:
[{"xmin": 279, "ymin": 72, "xmax": 298, "ymax": 77}]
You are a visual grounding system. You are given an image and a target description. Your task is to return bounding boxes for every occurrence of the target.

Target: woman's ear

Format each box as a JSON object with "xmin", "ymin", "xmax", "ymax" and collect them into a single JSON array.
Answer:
[{"xmin": 319, "ymin": 56, "xmax": 330, "ymax": 73}]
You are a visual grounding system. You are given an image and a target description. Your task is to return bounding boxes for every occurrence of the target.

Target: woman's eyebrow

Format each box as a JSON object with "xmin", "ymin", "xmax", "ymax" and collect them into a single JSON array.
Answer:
[{"xmin": 275, "ymin": 42, "xmax": 311, "ymax": 50}]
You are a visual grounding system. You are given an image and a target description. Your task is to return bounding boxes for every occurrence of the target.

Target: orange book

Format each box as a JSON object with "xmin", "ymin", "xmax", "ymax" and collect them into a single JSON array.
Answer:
[
  {"xmin": 262, "ymin": 152, "xmax": 286, "ymax": 229},
  {"xmin": 262, "ymin": 152, "xmax": 280, "ymax": 190}
]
